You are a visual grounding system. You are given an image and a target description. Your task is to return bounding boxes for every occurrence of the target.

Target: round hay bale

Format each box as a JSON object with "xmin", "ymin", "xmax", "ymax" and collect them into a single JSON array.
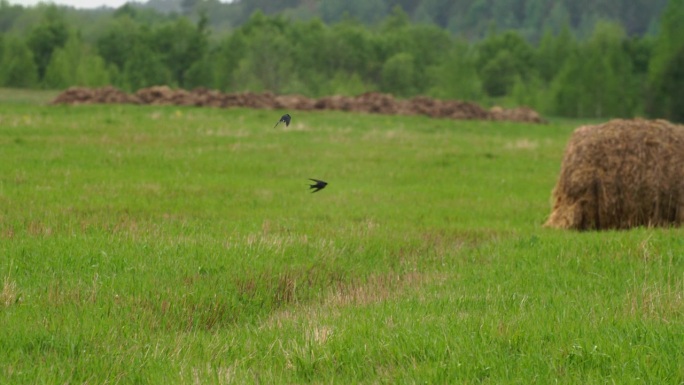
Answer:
[{"xmin": 545, "ymin": 118, "xmax": 684, "ymax": 230}]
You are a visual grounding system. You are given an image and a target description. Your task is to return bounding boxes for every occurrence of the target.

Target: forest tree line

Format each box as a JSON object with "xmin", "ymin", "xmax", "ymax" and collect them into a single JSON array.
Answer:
[
  {"xmin": 204, "ymin": 0, "xmax": 670, "ymax": 40},
  {"xmin": 0, "ymin": 0, "xmax": 670, "ymax": 41},
  {"xmin": 0, "ymin": 0, "xmax": 682, "ymax": 121}
]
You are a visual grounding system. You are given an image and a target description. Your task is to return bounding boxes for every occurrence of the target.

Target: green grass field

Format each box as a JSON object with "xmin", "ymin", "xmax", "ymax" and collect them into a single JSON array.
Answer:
[{"xmin": 1, "ymin": 97, "xmax": 683, "ymax": 384}]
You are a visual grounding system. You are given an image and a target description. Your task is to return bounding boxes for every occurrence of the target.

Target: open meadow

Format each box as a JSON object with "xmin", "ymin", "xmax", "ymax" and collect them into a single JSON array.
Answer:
[{"xmin": 1, "ymin": 91, "xmax": 683, "ymax": 383}]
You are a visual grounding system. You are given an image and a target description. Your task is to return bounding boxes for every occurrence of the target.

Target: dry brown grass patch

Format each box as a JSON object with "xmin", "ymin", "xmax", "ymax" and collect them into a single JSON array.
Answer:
[
  {"xmin": 1, "ymin": 277, "xmax": 19, "ymax": 307},
  {"xmin": 324, "ymin": 272, "xmax": 426, "ymax": 307},
  {"xmin": 624, "ymin": 281, "xmax": 684, "ymax": 322},
  {"xmin": 262, "ymin": 271, "xmax": 440, "ymax": 330}
]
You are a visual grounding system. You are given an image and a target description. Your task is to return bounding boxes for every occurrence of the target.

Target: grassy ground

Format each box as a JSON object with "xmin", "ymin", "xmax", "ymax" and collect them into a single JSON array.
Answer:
[
  {"xmin": 1, "ymin": 101, "xmax": 682, "ymax": 384},
  {"xmin": 0, "ymin": 88, "xmax": 61, "ymax": 105}
]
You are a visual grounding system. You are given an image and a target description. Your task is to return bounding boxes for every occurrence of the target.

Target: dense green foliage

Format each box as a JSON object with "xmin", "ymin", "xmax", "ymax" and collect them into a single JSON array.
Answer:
[
  {"xmin": 0, "ymin": 0, "xmax": 682, "ymax": 121},
  {"xmin": 1, "ymin": 97, "xmax": 683, "ymax": 383},
  {"xmin": 1, "ymin": 0, "xmax": 668, "ymax": 40},
  {"xmin": 646, "ymin": 0, "xmax": 684, "ymax": 123}
]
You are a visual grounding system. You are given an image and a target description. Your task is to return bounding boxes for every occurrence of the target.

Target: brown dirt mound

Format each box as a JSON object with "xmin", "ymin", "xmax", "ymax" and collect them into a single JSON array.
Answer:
[
  {"xmin": 545, "ymin": 118, "xmax": 684, "ymax": 230},
  {"xmin": 51, "ymin": 86, "xmax": 545, "ymax": 123},
  {"xmin": 188, "ymin": 87, "xmax": 230, "ymax": 108},
  {"xmin": 135, "ymin": 85, "xmax": 189, "ymax": 105},
  {"xmin": 51, "ymin": 86, "xmax": 139, "ymax": 104}
]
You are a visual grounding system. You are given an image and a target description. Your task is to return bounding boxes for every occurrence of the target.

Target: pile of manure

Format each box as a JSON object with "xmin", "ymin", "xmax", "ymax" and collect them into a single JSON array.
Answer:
[{"xmin": 51, "ymin": 86, "xmax": 546, "ymax": 123}]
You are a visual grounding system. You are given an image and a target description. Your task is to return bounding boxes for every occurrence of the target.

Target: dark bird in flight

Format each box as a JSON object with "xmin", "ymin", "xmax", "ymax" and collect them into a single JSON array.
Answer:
[
  {"xmin": 274, "ymin": 113, "xmax": 291, "ymax": 128},
  {"xmin": 309, "ymin": 178, "xmax": 328, "ymax": 193}
]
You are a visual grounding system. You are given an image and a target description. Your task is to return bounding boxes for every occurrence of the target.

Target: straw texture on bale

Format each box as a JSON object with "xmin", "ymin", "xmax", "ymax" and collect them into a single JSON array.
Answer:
[{"xmin": 545, "ymin": 118, "xmax": 684, "ymax": 230}]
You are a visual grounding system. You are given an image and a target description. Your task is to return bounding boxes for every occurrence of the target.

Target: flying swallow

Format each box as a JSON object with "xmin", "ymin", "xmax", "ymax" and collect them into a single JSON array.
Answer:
[
  {"xmin": 309, "ymin": 178, "xmax": 328, "ymax": 193},
  {"xmin": 274, "ymin": 113, "xmax": 291, "ymax": 128}
]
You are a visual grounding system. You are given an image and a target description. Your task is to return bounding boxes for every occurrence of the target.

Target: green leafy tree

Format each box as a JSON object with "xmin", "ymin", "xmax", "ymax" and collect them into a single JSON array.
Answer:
[
  {"xmin": 327, "ymin": 71, "xmax": 368, "ymax": 95},
  {"xmin": 413, "ymin": 0, "xmax": 455, "ymax": 27},
  {"xmin": 380, "ymin": 5, "xmax": 410, "ymax": 31},
  {"xmin": 45, "ymin": 34, "xmax": 111, "ymax": 89},
  {"xmin": 96, "ymin": 16, "xmax": 147, "ymax": 72},
  {"xmin": 123, "ymin": 43, "xmax": 171, "ymax": 91},
  {"xmin": 286, "ymin": 18, "xmax": 332, "ymax": 96},
  {"xmin": 543, "ymin": 2, "xmax": 572, "ymax": 34},
  {"xmin": 75, "ymin": 54, "xmax": 111, "ymax": 87},
  {"xmin": 224, "ymin": 12, "xmax": 299, "ymax": 93},
  {"xmin": 380, "ymin": 16, "xmax": 452, "ymax": 94},
  {"xmin": 0, "ymin": 0, "xmax": 24, "ymax": 33},
  {"xmin": 325, "ymin": 20, "xmax": 380, "ymax": 85},
  {"xmin": 550, "ymin": 21, "xmax": 636, "ymax": 118},
  {"xmin": 232, "ymin": 31, "xmax": 296, "ymax": 93},
  {"xmin": 521, "ymin": 0, "xmax": 545, "ymax": 37},
  {"xmin": 549, "ymin": 52, "xmax": 582, "ymax": 116},
  {"xmin": 212, "ymin": 32, "xmax": 247, "ymax": 91},
  {"xmin": 151, "ymin": 17, "xmax": 208, "ymax": 87},
  {"xmin": 476, "ymin": 30, "xmax": 535, "ymax": 97},
  {"xmin": 658, "ymin": 44, "xmax": 684, "ymax": 122},
  {"xmin": 320, "ymin": 0, "xmax": 388, "ymax": 24},
  {"xmin": 239, "ymin": 0, "xmax": 299, "ymax": 18},
  {"xmin": 381, "ymin": 52, "xmax": 416, "ymax": 97},
  {"xmin": 427, "ymin": 40, "xmax": 483, "ymax": 100},
  {"xmin": 460, "ymin": 0, "xmax": 491, "ymax": 38},
  {"xmin": 491, "ymin": 0, "xmax": 523, "ymax": 31},
  {"xmin": 647, "ymin": 0, "xmax": 684, "ymax": 121},
  {"xmin": 0, "ymin": 36, "xmax": 38, "ymax": 87},
  {"xmin": 43, "ymin": 35, "xmax": 75, "ymax": 88},
  {"xmin": 536, "ymin": 24, "xmax": 576, "ymax": 83},
  {"xmin": 111, "ymin": 2, "xmax": 174, "ymax": 24},
  {"xmin": 184, "ymin": 56, "xmax": 215, "ymax": 90},
  {"xmin": 27, "ymin": 5, "xmax": 68, "ymax": 81},
  {"xmin": 510, "ymin": 73, "xmax": 549, "ymax": 111},
  {"xmin": 480, "ymin": 49, "xmax": 518, "ymax": 97}
]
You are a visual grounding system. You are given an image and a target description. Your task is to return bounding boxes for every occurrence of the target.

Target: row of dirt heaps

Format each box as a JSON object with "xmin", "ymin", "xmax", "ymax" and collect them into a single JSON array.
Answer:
[
  {"xmin": 545, "ymin": 118, "xmax": 684, "ymax": 231},
  {"xmin": 51, "ymin": 85, "xmax": 545, "ymax": 123}
]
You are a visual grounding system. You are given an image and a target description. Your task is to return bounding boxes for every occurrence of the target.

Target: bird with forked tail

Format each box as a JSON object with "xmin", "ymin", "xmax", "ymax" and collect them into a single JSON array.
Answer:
[
  {"xmin": 274, "ymin": 113, "xmax": 291, "ymax": 128},
  {"xmin": 308, "ymin": 178, "xmax": 328, "ymax": 193}
]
